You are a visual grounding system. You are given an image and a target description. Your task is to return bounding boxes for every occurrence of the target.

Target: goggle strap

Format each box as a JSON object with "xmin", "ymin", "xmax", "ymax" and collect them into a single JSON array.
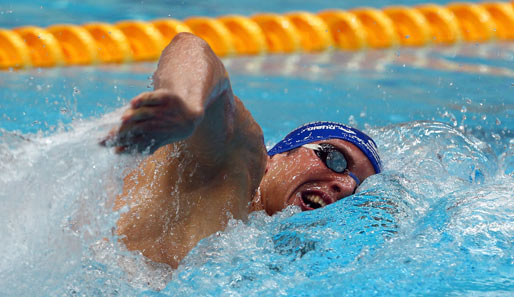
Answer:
[
  {"xmin": 302, "ymin": 143, "xmax": 322, "ymax": 150},
  {"xmin": 347, "ymin": 171, "xmax": 360, "ymax": 186}
]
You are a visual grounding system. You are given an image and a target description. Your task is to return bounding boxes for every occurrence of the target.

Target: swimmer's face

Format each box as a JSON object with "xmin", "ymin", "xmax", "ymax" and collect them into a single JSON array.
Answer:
[{"xmin": 254, "ymin": 139, "xmax": 376, "ymax": 215}]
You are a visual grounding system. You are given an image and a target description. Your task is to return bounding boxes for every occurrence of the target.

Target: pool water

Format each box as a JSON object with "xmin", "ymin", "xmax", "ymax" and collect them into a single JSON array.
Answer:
[{"xmin": 1, "ymin": 1, "xmax": 513, "ymax": 296}]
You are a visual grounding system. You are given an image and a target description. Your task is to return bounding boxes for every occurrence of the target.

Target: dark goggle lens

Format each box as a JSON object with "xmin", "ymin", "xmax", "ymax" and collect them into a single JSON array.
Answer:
[{"xmin": 314, "ymin": 144, "xmax": 348, "ymax": 173}]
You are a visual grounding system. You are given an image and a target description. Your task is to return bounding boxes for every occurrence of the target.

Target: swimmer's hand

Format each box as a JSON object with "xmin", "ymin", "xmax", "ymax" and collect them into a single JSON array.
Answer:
[{"xmin": 100, "ymin": 89, "xmax": 203, "ymax": 153}]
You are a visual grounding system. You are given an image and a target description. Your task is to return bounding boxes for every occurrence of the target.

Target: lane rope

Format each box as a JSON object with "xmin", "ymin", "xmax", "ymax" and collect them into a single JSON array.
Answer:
[{"xmin": 1, "ymin": 1, "xmax": 513, "ymax": 69}]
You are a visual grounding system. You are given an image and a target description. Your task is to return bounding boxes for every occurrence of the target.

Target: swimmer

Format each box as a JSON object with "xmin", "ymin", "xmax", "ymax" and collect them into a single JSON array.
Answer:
[{"xmin": 102, "ymin": 33, "xmax": 381, "ymax": 269}]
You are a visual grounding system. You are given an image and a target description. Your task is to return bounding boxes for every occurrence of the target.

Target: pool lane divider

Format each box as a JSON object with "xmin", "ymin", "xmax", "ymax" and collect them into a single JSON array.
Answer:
[{"xmin": 1, "ymin": 1, "xmax": 514, "ymax": 69}]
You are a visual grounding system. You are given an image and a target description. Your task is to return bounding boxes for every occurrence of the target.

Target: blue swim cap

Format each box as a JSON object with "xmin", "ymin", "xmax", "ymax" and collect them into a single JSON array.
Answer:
[{"xmin": 267, "ymin": 121, "xmax": 382, "ymax": 173}]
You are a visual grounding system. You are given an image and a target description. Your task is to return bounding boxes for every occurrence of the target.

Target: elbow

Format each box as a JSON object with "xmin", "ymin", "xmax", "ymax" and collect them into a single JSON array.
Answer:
[{"xmin": 167, "ymin": 32, "xmax": 211, "ymax": 53}]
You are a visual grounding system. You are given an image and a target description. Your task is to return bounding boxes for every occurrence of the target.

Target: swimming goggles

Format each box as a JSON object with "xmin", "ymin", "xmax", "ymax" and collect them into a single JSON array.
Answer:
[{"xmin": 302, "ymin": 143, "xmax": 361, "ymax": 186}]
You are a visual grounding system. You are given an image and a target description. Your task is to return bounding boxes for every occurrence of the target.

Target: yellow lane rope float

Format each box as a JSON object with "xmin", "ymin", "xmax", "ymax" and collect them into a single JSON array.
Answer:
[{"xmin": 1, "ymin": 1, "xmax": 513, "ymax": 69}]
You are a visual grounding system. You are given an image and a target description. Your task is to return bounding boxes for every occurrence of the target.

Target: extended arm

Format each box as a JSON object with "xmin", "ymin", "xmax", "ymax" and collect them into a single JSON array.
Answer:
[{"xmin": 104, "ymin": 33, "xmax": 267, "ymax": 268}]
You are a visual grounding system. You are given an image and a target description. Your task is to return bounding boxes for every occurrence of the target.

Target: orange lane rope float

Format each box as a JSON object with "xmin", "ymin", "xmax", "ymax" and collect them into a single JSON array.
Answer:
[{"xmin": 1, "ymin": 1, "xmax": 513, "ymax": 69}]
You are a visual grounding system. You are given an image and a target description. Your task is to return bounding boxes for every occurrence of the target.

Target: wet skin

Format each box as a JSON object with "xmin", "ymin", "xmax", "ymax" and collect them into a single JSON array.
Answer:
[
  {"xmin": 103, "ymin": 33, "xmax": 377, "ymax": 269},
  {"xmin": 254, "ymin": 139, "xmax": 376, "ymax": 215}
]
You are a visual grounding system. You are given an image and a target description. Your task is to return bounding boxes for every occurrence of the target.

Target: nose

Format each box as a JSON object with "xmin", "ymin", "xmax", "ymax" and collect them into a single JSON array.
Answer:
[
  {"xmin": 328, "ymin": 177, "xmax": 357, "ymax": 201},
  {"xmin": 329, "ymin": 181, "xmax": 343, "ymax": 194}
]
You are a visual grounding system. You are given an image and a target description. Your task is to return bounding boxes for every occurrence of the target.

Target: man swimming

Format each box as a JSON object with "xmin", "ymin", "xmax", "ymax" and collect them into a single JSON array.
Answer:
[{"xmin": 102, "ymin": 33, "xmax": 381, "ymax": 269}]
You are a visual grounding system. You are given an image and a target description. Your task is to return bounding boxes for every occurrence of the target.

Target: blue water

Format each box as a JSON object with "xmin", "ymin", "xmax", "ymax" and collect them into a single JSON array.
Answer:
[{"xmin": 1, "ymin": 1, "xmax": 513, "ymax": 296}]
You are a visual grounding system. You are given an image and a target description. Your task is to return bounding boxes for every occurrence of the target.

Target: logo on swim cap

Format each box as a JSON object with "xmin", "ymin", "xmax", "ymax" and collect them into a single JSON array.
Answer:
[{"xmin": 267, "ymin": 121, "xmax": 382, "ymax": 173}]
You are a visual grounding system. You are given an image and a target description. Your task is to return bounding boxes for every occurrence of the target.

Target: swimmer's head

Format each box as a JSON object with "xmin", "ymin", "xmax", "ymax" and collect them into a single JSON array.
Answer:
[
  {"xmin": 254, "ymin": 121, "xmax": 381, "ymax": 215},
  {"xmin": 267, "ymin": 121, "xmax": 382, "ymax": 173}
]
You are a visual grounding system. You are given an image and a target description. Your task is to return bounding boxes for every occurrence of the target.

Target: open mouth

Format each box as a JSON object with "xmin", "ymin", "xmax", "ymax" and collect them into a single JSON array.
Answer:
[{"xmin": 300, "ymin": 191, "xmax": 329, "ymax": 210}]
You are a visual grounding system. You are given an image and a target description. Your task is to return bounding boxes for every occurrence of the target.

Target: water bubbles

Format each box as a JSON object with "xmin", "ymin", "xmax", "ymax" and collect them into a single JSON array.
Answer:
[
  {"xmin": 348, "ymin": 115, "xmax": 356, "ymax": 126},
  {"xmin": 440, "ymin": 111, "xmax": 458, "ymax": 127}
]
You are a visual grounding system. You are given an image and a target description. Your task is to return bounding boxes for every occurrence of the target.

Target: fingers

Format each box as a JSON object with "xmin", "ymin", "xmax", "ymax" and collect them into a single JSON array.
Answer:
[
  {"xmin": 132, "ymin": 95, "xmax": 165, "ymax": 109},
  {"xmin": 101, "ymin": 116, "xmax": 184, "ymax": 154},
  {"xmin": 116, "ymin": 107, "xmax": 164, "ymax": 144},
  {"xmin": 112, "ymin": 134, "xmax": 148, "ymax": 154},
  {"xmin": 100, "ymin": 89, "xmax": 192, "ymax": 154},
  {"xmin": 121, "ymin": 107, "xmax": 157, "ymax": 124},
  {"xmin": 103, "ymin": 108, "xmax": 164, "ymax": 149},
  {"xmin": 99, "ymin": 118, "xmax": 146, "ymax": 150},
  {"xmin": 109, "ymin": 130, "xmax": 147, "ymax": 154},
  {"xmin": 131, "ymin": 90, "xmax": 172, "ymax": 109},
  {"xmin": 99, "ymin": 127, "xmax": 119, "ymax": 147}
]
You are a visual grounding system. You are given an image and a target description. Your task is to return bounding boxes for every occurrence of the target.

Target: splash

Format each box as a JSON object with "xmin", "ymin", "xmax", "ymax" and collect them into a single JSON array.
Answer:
[
  {"xmin": 0, "ymin": 119, "xmax": 512, "ymax": 297},
  {"xmin": 154, "ymin": 121, "xmax": 513, "ymax": 296}
]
